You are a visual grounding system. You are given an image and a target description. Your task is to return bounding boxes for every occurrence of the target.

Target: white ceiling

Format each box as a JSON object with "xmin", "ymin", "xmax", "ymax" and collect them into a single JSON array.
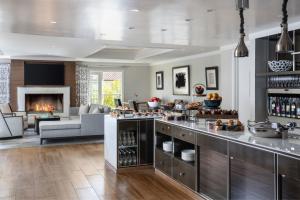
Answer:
[{"xmin": 0, "ymin": 0, "xmax": 300, "ymax": 64}]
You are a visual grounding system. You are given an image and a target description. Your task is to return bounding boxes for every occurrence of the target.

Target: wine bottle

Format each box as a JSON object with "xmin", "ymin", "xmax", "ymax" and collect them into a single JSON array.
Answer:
[
  {"xmin": 291, "ymin": 98, "xmax": 297, "ymax": 118},
  {"xmin": 280, "ymin": 97, "xmax": 286, "ymax": 117},
  {"xmin": 286, "ymin": 98, "xmax": 291, "ymax": 118},
  {"xmin": 276, "ymin": 97, "xmax": 281, "ymax": 116},
  {"xmin": 297, "ymin": 98, "xmax": 300, "ymax": 119},
  {"xmin": 271, "ymin": 97, "xmax": 276, "ymax": 116}
]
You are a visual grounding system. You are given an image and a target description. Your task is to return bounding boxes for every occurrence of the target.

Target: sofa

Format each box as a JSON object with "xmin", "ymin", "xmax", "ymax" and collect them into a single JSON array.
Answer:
[{"xmin": 39, "ymin": 104, "xmax": 110, "ymax": 144}]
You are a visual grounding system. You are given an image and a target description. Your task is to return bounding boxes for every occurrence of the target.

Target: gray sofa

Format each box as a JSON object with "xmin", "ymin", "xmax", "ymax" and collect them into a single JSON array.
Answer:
[{"xmin": 39, "ymin": 104, "xmax": 110, "ymax": 144}]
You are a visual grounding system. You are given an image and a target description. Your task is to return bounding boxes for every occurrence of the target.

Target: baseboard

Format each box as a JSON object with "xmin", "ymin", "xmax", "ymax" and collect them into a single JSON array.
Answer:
[{"xmin": 0, "ymin": 135, "xmax": 23, "ymax": 140}]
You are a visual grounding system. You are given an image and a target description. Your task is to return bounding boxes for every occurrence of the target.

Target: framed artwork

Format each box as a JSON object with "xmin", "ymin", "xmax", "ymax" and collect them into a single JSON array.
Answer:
[
  {"xmin": 156, "ymin": 71, "xmax": 164, "ymax": 90},
  {"xmin": 205, "ymin": 66, "xmax": 219, "ymax": 90},
  {"xmin": 172, "ymin": 65, "xmax": 190, "ymax": 95}
]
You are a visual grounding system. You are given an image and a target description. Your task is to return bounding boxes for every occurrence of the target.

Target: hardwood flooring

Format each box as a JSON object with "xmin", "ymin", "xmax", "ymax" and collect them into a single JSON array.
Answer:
[{"xmin": 0, "ymin": 144, "xmax": 199, "ymax": 200}]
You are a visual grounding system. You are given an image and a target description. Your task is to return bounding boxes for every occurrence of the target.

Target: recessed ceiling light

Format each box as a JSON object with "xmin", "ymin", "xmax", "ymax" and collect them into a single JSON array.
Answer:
[
  {"xmin": 128, "ymin": 26, "xmax": 135, "ymax": 30},
  {"xmin": 161, "ymin": 28, "xmax": 167, "ymax": 32},
  {"xmin": 206, "ymin": 9, "xmax": 215, "ymax": 13},
  {"xmin": 129, "ymin": 9, "xmax": 140, "ymax": 12},
  {"xmin": 185, "ymin": 18, "xmax": 192, "ymax": 22},
  {"xmin": 50, "ymin": 21, "xmax": 57, "ymax": 24}
]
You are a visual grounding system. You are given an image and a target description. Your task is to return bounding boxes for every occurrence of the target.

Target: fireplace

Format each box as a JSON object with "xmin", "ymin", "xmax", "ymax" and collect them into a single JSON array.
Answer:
[
  {"xmin": 25, "ymin": 94, "xmax": 63, "ymax": 113},
  {"xmin": 17, "ymin": 87, "xmax": 70, "ymax": 117}
]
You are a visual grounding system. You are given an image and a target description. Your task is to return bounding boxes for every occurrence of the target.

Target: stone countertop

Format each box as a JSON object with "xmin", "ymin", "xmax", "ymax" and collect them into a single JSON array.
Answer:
[
  {"xmin": 156, "ymin": 119, "xmax": 300, "ymax": 159},
  {"xmin": 105, "ymin": 115, "xmax": 162, "ymax": 120}
]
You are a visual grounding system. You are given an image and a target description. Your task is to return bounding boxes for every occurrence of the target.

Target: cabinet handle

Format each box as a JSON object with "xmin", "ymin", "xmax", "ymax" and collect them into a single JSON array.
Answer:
[
  {"xmin": 230, "ymin": 156, "xmax": 234, "ymax": 160},
  {"xmin": 167, "ymin": 126, "xmax": 170, "ymax": 130},
  {"xmin": 281, "ymin": 174, "xmax": 286, "ymax": 178},
  {"xmin": 179, "ymin": 172, "xmax": 185, "ymax": 176},
  {"xmin": 181, "ymin": 133, "xmax": 185, "ymax": 137}
]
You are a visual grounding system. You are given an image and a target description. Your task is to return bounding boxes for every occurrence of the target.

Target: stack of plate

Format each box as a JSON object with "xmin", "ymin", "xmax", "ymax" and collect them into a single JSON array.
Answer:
[
  {"xmin": 181, "ymin": 149, "xmax": 195, "ymax": 162},
  {"xmin": 162, "ymin": 141, "xmax": 173, "ymax": 152}
]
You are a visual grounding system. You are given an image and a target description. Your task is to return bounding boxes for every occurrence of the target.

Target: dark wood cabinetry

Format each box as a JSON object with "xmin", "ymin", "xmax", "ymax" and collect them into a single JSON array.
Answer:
[
  {"xmin": 155, "ymin": 121, "xmax": 299, "ymax": 200},
  {"xmin": 173, "ymin": 158, "xmax": 196, "ymax": 190},
  {"xmin": 229, "ymin": 142, "xmax": 275, "ymax": 200},
  {"xmin": 278, "ymin": 155, "xmax": 300, "ymax": 200},
  {"xmin": 139, "ymin": 119, "xmax": 154, "ymax": 165},
  {"xmin": 155, "ymin": 148, "xmax": 172, "ymax": 176},
  {"xmin": 198, "ymin": 134, "xmax": 228, "ymax": 200}
]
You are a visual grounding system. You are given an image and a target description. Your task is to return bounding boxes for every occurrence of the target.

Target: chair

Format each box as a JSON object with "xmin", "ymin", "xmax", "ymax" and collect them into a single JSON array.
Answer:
[
  {"xmin": 0, "ymin": 111, "xmax": 23, "ymax": 138},
  {"xmin": 0, "ymin": 103, "xmax": 28, "ymax": 129}
]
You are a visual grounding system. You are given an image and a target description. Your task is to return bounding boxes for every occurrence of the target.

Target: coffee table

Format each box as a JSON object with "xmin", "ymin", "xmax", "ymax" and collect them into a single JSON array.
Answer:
[{"xmin": 34, "ymin": 116, "xmax": 61, "ymax": 135}]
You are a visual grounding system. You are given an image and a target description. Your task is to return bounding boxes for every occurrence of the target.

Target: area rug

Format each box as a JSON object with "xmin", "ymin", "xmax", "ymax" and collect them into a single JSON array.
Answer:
[{"xmin": 0, "ymin": 128, "xmax": 104, "ymax": 150}]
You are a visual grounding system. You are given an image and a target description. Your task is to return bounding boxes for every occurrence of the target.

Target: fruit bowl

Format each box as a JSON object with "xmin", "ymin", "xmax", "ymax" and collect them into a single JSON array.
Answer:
[
  {"xmin": 148, "ymin": 101, "xmax": 160, "ymax": 108},
  {"xmin": 204, "ymin": 99, "xmax": 222, "ymax": 108},
  {"xmin": 268, "ymin": 60, "xmax": 293, "ymax": 72}
]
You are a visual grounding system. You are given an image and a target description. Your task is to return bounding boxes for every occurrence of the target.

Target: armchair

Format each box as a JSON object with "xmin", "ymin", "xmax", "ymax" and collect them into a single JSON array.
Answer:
[
  {"xmin": 0, "ymin": 103, "xmax": 28, "ymax": 129},
  {"xmin": 0, "ymin": 111, "xmax": 23, "ymax": 138}
]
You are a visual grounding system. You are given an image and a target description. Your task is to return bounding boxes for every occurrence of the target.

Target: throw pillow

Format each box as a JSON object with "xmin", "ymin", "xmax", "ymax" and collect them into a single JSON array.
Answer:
[
  {"xmin": 78, "ymin": 104, "xmax": 89, "ymax": 115},
  {"xmin": 103, "ymin": 106, "xmax": 111, "ymax": 114},
  {"xmin": 89, "ymin": 104, "xmax": 99, "ymax": 114},
  {"xmin": 92, "ymin": 107, "xmax": 101, "ymax": 114}
]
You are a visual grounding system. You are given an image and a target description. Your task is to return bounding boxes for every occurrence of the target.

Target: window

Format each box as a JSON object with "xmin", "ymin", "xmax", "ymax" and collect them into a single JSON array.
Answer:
[{"xmin": 89, "ymin": 71, "xmax": 122, "ymax": 108}]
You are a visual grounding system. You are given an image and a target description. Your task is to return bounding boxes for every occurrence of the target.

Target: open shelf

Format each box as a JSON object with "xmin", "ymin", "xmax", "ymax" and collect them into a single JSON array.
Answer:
[
  {"xmin": 267, "ymin": 89, "xmax": 300, "ymax": 94},
  {"xmin": 256, "ymin": 70, "xmax": 300, "ymax": 77},
  {"xmin": 119, "ymin": 145, "xmax": 137, "ymax": 149},
  {"xmin": 173, "ymin": 155, "xmax": 195, "ymax": 166}
]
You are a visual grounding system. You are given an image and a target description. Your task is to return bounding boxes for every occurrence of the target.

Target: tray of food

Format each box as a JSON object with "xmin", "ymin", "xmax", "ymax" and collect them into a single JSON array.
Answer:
[
  {"xmin": 211, "ymin": 119, "xmax": 244, "ymax": 131},
  {"xmin": 196, "ymin": 109, "xmax": 238, "ymax": 119}
]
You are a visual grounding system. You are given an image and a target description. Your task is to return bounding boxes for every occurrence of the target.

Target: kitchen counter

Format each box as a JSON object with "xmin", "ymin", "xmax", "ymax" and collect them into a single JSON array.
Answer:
[{"xmin": 156, "ymin": 119, "xmax": 300, "ymax": 158}]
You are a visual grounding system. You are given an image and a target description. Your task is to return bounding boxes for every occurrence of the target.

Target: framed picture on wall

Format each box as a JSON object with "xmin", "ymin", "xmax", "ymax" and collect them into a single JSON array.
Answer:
[
  {"xmin": 205, "ymin": 66, "xmax": 219, "ymax": 90},
  {"xmin": 156, "ymin": 71, "xmax": 164, "ymax": 90},
  {"xmin": 172, "ymin": 65, "xmax": 190, "ymax": 95}
]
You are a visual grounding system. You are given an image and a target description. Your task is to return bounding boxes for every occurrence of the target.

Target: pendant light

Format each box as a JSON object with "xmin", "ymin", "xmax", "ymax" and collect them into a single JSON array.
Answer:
[
  {"xmin": 276, "ymin": 0, "xmax": 294, "ymax": 53},
  {"xmin": 234, "ymin": 0, "xmax": 249, "ymax": 57}
]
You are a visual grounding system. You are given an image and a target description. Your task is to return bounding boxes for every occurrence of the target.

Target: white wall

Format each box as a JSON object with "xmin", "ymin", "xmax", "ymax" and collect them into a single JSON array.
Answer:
[
  {"xmin": 150, "ymin": 50, "xmax": 235, "ymax": 110},
  {"xmin": 78, "ymin": 62, "xmax": 151, "ymax": 102}
]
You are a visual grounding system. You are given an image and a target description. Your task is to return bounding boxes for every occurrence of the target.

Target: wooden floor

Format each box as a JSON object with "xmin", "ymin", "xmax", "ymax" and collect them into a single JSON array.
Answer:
[{"xmin": 0, "ymin": 144, "xmax": 198, "ymax": 200}]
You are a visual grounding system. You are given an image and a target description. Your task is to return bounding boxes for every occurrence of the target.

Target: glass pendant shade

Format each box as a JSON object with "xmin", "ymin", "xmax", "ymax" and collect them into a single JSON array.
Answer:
[
  {"xmin": 234, "ymin": 34, "xmax": 249, "ymax": 57},
  {"xmin": 276, "ymin": 24, "xmax": 294, "ymax": 53}
]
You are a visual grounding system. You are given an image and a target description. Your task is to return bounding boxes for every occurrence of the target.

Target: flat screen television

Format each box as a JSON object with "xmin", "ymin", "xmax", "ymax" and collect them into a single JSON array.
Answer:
[{"xmin": 24, "ymin": 63, "xmax": 65, "ymax": 85}]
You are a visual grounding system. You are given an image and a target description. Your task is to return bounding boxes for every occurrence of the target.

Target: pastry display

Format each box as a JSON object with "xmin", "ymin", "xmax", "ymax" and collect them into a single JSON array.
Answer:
[
  {"xmin": 214, "ymin": 119, "xmax": 244, "ymax": 131},
  {"xmin": 186, "ymin": 102, "xmax": 202, "ymax": 110},
  {"xmin": 196, "ymin": 109, "xmax": 238, "ymax": 119}
]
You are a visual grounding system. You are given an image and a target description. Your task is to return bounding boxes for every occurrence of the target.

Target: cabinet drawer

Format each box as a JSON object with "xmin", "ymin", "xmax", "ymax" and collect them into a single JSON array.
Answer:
[
  {"xmin": 278, "ymin": 155, "xmax": 300, "ymax": 180},
  {"xmin": 197, "ymin": 134, "xmax": 227, "ymax": 155},
  {"xmin": 156, "ymin": 121, "xmax": 172, "ymax": 136},
  {"xmin": 229, "ymin": 142, "xmax": 274, "ymax": 171},
  {"xmin": 173, "ymin": 158, "xmax": 196, "ymax": 190},
  {"xmin": 173, "ymin": 126, "xmax": 196, "ymax": 144},
  {"xmin": 155, "ymin": 148, "xmax": 172, "ymax": 176}
]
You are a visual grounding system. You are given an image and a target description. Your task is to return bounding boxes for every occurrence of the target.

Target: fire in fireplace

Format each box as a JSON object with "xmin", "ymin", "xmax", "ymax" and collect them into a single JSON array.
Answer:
[{"xmin": 25, "ymin": 94, "xmax": 63, "ymax": 113}]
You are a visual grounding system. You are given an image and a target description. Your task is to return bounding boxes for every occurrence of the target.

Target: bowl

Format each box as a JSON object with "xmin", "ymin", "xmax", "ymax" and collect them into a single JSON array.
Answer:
[
  {"xmin": 148, "ymin": 101, "xmax": 160, "ymax": 108},
  {"xmin": 268, "ymin": 60, "xmax": 293, "ymax": 72},
  {"xmin": 162, "ymin": 141, "xmax": 173, "ymax": 152},
  {"xmin": 204, "ymin": 99, "xmax": 222, "ymax": 108},
  {"xmin": 181, "ymin": 149, "xmax": 195, "ymax": 162}
]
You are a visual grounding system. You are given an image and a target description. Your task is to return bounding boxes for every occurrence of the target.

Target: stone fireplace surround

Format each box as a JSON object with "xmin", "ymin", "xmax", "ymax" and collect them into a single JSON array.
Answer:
[{"xmin": 17, "ymin": 86, "xmax": 70, "ymax": 117}]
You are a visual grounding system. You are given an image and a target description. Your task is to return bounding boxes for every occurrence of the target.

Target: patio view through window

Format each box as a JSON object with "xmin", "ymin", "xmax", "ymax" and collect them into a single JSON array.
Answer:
[{"xmin": 89, "ymin": 71, "xmax": 122, "ymax": 108}]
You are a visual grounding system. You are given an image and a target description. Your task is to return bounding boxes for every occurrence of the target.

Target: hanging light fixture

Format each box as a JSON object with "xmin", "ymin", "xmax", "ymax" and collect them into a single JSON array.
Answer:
[
  {"xmin": 276, "ymin": 0, "xmax": 294, "ymax": 53},
  {"xmin": 234, "ymin": 0, "xmax": 249, "ymax": 58}
]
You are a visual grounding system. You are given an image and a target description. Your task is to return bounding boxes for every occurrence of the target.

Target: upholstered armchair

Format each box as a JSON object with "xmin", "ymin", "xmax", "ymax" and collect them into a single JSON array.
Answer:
[
  {"xmin": 0, "ymin": 103, "xmax": 28, "ymax": 129},
  {"xmin": 0, "ymin": 111, "xmax": 23, "ymax": 138}
]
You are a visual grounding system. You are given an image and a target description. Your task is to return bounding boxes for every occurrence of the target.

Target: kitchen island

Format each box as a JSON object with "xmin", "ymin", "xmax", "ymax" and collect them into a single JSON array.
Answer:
[
  {"xmin": 104, "ymin": 115, "xmax": 300, "ymax": 199},
  {"xmin": 155, "ymin": 119, "xmax": 300, "ymax": 200}
]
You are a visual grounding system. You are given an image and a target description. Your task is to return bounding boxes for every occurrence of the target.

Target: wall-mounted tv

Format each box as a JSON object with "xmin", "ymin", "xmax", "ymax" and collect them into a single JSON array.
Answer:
[{"xmin": 24, "ymin": 63, "xmax": 65, "ymax": 85}]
